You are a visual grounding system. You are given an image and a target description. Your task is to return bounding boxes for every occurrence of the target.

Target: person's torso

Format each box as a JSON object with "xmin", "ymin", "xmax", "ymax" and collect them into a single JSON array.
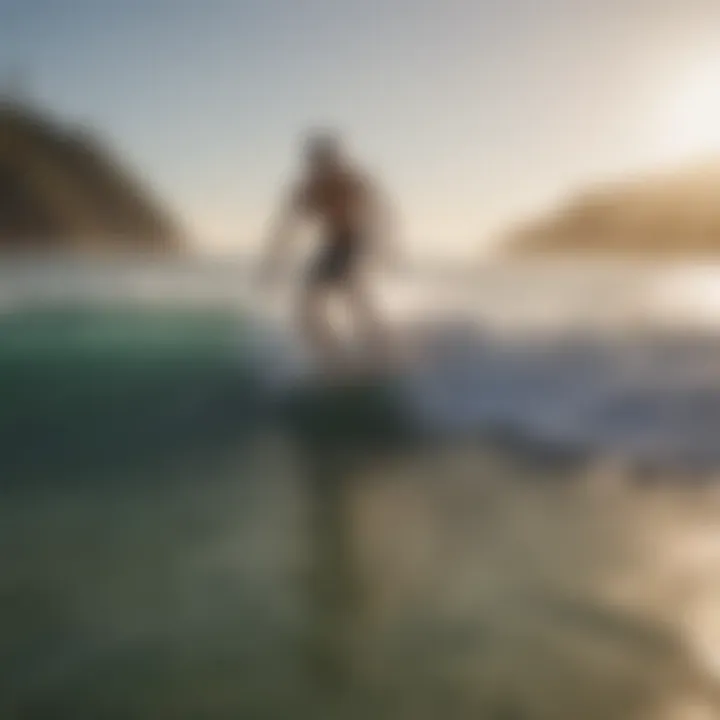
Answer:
[{"xmin": 301, "ymin": 169, "xmax": 369, "ymax": 235}]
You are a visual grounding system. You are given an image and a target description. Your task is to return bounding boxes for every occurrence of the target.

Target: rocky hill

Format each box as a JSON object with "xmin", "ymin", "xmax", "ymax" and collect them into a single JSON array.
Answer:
[
  {"xmin": 504, "ymin": 162, "xmax": 720, "ymax": 257},
  {"xmin": 0, "ymin": 100, "xmax": 184, "ymax": 252}
]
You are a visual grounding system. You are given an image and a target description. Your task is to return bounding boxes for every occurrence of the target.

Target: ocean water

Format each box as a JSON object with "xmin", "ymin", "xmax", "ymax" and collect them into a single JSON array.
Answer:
[
  {"xmin": 4, "ymin": 257, "xmax": 720, "ymax": 719},
  {"xmin": 4, "ymin": 256, "xmax": 720, "ymax": 473}
]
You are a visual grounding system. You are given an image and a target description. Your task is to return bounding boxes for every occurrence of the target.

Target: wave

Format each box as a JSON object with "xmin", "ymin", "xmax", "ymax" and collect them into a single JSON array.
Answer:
[
  {"xmin": 396, "ymin": 320, "xmax": 720, "ymax": 470},
  {"xmin": 4, "ymin": 298, "xmax": 720, "ymax": 478}
]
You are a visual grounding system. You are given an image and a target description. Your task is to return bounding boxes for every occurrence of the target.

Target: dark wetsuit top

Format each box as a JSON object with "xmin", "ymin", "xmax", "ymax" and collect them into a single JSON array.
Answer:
[{"xmin": 299, "ymin": 169, "xmax": 369, "ymax": 287}]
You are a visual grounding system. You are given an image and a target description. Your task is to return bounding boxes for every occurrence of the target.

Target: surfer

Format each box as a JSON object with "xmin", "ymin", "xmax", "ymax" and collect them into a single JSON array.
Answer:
[{"xmin": 259, "ymin": 130, "xmax": 396, "ymax": 372}]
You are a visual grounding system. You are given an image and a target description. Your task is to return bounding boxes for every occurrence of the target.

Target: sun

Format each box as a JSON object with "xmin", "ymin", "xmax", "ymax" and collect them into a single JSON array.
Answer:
[{"xmin": 660, "ymin": 58, "xmax": 720, "ymax": 162}]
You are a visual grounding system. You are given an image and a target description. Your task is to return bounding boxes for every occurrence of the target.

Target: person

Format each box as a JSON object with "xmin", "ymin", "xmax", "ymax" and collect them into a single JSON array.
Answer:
[{"xmin": 258, "ymin": 130, "xmax": 396, "ymax": 372}]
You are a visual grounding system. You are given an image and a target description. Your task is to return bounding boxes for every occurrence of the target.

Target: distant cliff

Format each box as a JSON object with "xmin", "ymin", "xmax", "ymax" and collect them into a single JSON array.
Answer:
[
  {"xmin": 504, "ymin": 162, "xmax": 720, "ymax": 257},
  {"xmin": 0, "ymin": 100, "xmax": 184, "ymax": 252}
]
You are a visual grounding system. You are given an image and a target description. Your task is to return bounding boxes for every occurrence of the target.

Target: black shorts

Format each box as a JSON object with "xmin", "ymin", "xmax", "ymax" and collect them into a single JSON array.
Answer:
[{"xmin": 306, "ymin": 229, "xmax": 361, "ymax": 288}]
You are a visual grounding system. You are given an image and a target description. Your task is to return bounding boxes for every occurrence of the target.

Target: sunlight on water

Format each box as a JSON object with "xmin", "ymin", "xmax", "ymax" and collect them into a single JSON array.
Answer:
[
  {"xmin": 1, "ymin": 257, "xmax": 720, "ymax": 343},
  {"xmin": 651, "ymin": 264, "xmax": 720, "ymax": 327},
  {"xmin": 674, "ymin": 528, "xmax": 720, "ymax": 681}
]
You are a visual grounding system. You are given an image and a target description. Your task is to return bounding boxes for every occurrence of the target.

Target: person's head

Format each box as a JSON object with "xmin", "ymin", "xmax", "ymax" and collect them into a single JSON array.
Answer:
[{"xmin": 302, "ymin": 130, "xmax": 344, "ymax": 175}]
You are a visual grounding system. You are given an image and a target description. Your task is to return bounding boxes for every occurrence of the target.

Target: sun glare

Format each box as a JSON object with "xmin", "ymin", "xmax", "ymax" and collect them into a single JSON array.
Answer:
[{"xmin": 660, "ymin": 58, "xmax": 720, "ymax": 161}]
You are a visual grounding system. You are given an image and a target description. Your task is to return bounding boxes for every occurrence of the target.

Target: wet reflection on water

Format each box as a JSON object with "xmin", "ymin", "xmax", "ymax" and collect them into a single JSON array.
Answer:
[{"xmin": 3, "ymin": 439, "xmax": 720, "ymax": 719}]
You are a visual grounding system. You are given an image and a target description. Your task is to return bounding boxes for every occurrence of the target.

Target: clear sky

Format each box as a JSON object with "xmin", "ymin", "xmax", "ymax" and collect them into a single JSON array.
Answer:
[{"xmin": 2, "ymin": 0, "xmax": 720, "ymax": 255}]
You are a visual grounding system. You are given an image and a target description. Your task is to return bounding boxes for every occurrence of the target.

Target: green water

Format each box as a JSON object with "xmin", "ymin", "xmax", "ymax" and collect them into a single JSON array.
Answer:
[
  {"xmin": 3, "ymin": 436, "xmax": 720, "ymax": 719},
  {"xmin": 0, "ymin": 306, "xmax": 262, "ymax": 481},
  {"xmin": 2, "ymin": 304, "xmax": 720, "ymax": 719}
]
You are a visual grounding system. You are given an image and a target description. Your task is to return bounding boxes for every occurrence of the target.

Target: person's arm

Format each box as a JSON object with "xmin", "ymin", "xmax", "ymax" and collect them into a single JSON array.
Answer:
[{"xmin": 258, "ymin": 185, "xmax": 304, "ymax": 281}]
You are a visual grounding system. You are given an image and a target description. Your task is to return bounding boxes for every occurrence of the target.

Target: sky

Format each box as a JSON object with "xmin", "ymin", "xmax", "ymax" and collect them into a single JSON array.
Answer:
[{"xmin": 1, "ymin": 0, "xmax": 720, "ymax": 256}]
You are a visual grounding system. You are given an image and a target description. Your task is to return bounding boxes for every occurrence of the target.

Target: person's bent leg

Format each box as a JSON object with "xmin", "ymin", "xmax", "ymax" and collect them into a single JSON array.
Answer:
[
  {"xmin": 347, "ymin": 273, "xmax": 388, "ymax": 365},
  {"xmin": 299, "ymin": 284, "xmax": 345, "ymax": 372}
]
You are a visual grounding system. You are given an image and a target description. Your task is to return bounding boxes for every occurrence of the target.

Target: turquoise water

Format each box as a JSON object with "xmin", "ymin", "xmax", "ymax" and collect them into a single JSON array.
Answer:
[{"xmin": 0, "ymin": 305, "xmax": 265, "ymax": 482}]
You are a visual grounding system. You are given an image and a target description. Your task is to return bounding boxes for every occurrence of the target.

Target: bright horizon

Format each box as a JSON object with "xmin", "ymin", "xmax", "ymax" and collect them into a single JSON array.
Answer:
[{"xmin": 2, "ymin": 0, "xmax": 720, "ymax": 256}]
